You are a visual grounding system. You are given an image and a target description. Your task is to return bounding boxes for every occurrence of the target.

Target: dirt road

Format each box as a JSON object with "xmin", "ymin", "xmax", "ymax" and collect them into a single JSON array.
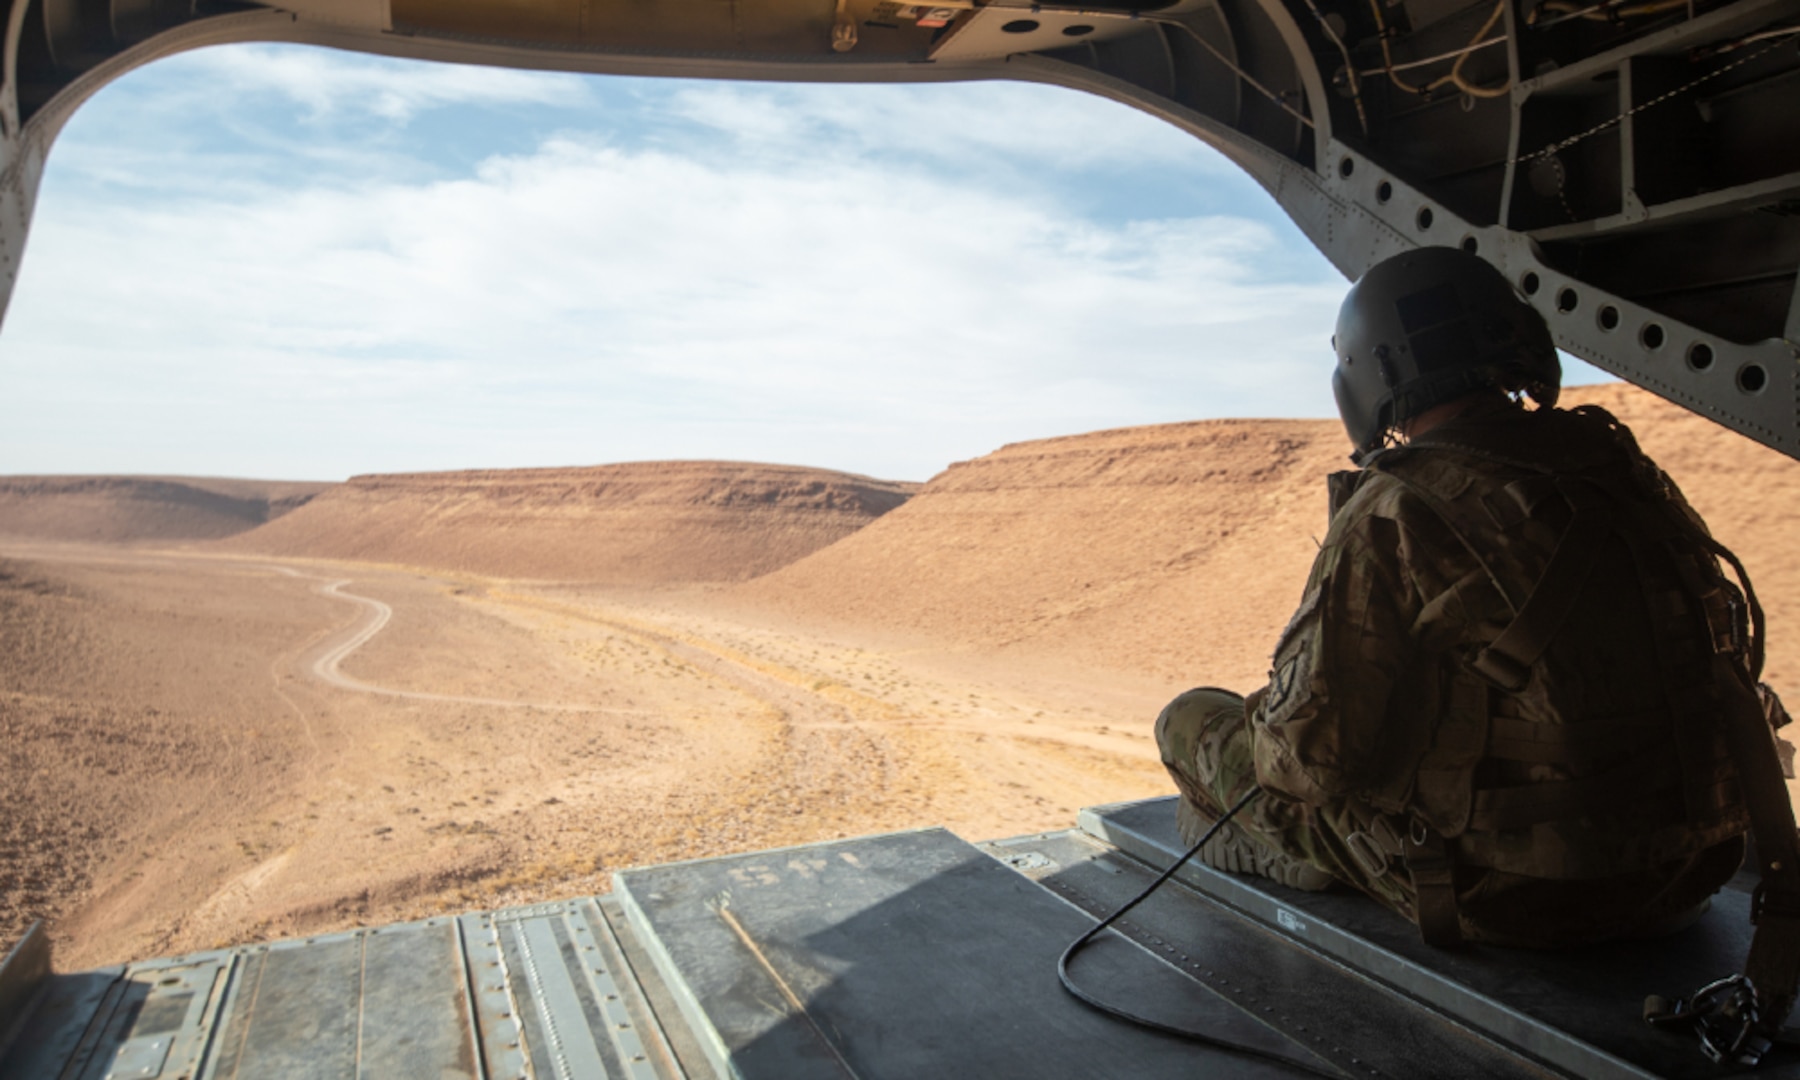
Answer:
[
  {"xmin": 302, "ymin": 572, "xmax": 641, "ymax": 715},
  {"xmin": 1, "ymin": 543, "xmax": 1176, "ymax": 969}
]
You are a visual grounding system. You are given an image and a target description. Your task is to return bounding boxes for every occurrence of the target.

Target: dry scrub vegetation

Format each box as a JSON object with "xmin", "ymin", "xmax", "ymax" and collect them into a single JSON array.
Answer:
[{"xmin": 3, "ymin": 384, "xmax": 1798, "ymax": 970}]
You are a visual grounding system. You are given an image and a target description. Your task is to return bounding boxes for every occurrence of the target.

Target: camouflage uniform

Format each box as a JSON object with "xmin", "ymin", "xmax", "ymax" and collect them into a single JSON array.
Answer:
[{"xmin": 1158, "ymin": 399, "xmax": 1753, "ymax": 947}]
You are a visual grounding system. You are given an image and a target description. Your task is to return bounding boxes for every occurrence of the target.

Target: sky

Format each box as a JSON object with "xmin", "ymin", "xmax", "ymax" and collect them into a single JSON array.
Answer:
[{"xmin": 0, "ymin": 43, "xmax": 1605, "ymax": 483}]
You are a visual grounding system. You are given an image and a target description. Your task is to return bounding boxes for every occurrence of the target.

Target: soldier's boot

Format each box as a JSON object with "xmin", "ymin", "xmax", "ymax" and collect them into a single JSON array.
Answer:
[
  {"xmin": 1176, "ymin": 796, "xmax": 1337, "ymax": 892},
  {"xmin": 1158, "ymin": 687, "xmax": 1338, "ymax": 892}
]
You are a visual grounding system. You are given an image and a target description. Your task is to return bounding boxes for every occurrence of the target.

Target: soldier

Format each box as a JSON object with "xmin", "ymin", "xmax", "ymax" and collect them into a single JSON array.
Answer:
[{"xmin": 1155, "ymin": 246, "xmax": 1790, "ymax": 949}]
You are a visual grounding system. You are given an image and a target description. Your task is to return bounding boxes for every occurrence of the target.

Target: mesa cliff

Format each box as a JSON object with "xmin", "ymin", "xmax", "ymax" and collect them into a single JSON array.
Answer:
[
  {"xmin": 0, "ymin": 475, "xmax": 329, "ymax": 543},
  {"xmin": 217, "ymin": 461, "xmax": 917, "ymax": 583},
  {"xmin": 734, "ymin": 418, "xmax": 1345, "ymax": 689}
]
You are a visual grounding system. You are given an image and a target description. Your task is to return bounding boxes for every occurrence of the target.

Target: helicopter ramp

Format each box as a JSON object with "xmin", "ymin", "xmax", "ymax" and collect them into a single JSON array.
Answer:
[{"xmin": 0, "ymin": 797, "xmax": 1768, "ymax": 1079}]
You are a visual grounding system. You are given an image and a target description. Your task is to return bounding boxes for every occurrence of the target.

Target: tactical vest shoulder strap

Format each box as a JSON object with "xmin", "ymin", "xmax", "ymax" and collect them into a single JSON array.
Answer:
[
  {"xmin": 1467, "ymin": 479, "xmax": 1613, "ymax": 692},
  {"xmin": 1369, "ymin": 457, "xmax": 1615, "ymax": 694},
  {"xmin": 1403, "ymin": 825, "xmax": 1462, "ymax": 948}
]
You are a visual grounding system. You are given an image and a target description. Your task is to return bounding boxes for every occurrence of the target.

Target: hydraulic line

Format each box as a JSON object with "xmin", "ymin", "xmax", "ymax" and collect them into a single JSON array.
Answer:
[
  {"xmin": 1139, "ymin": 12, "xmax": 1319, "ymax": 126},
  {"xmin": 1367, "ymin": 0, "xmax": 1513, "ymax": 98},
  {"xmin": 1368, "ymin": 0, "xmax": 1433, "ymax": 94},
  {"xmin": 1299, "ymin": 0, "xmax": 1371, "ymax": 133},
  {"xmin": 1361, "ymin": 33, "xmax": 1505, "ymax": 76},
  {"xmin": 1527, "ymin": 0, "xmax": 1690, "ymax": 28},
  {"xmin": 1448, "ymin": 0, "xmax": 1513, "ymax": 97},
  {"xmin": 1689, "ymin": 21, "xmax": 1800, "ymax": 56}
]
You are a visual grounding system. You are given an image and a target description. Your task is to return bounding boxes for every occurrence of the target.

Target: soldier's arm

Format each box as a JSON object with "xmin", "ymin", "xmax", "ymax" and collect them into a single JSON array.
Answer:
[{"xmin": 1248, "ymin": 503, "xmax": 1424, "ymax": 807}]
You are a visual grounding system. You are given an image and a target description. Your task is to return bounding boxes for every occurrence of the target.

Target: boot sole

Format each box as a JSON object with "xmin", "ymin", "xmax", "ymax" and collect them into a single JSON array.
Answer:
[{"xmin": 1176, "ymin": 798, "xmax": 1337, "ymax": 892}]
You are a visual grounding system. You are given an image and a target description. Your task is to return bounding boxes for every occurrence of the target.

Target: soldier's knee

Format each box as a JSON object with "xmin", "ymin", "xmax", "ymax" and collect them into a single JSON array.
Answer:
[{"xmin": 1154, "ymin": 687, "xmax": 1248, "ymax": 770}]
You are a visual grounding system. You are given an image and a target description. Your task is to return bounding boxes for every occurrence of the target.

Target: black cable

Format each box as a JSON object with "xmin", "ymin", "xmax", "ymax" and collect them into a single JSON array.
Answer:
[{"xmin": 1057, "ymin": 787, "xmax": 1347, "ymax": 1079}]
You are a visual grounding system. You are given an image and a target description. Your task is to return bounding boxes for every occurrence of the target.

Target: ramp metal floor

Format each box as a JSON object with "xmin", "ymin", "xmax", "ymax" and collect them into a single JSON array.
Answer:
[
  {"xmin": 613, "ymin": 827, "xmax": 1330, "ymax": 1079},
  {"xmin": 1077, "ymin": 796, "xmax": 1778, "ymax": 1080},
  {"xmin": 0, "ymin": 797, "xmax": 1784, "ymax": 1079}
]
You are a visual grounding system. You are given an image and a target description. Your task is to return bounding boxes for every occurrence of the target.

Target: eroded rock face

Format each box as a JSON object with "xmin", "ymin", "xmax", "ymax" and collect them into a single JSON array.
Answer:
[
  {"xmin": 736, "ymin": 418, "xmax": 1350, "ymax": 689},
  {"xmin": 0, "ymin": 476, "xmax": 331, "ymax": 544},
  {"xmin": 217, "ymin": 461, "xmax": 917, "ymax": 584},
  {"xmin": 738, "ymin": 384, "xmax": 1800, "ymax": 692}
]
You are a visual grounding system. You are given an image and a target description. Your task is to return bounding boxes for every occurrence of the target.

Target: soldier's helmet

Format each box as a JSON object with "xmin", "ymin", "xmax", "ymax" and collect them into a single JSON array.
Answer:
[{"xmin": 1332, "ymin": 247, "xmax": 1559, "ymax": 463}]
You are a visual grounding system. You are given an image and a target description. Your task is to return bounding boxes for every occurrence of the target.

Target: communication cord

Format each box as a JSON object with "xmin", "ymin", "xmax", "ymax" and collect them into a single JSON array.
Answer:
[{"xmin": 1057, "ymin": 787, "xmax": 1346, "ymax": 1079}]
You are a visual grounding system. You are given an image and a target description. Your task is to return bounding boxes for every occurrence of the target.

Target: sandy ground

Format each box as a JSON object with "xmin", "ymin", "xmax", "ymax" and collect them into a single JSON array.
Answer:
[{"xmin": 0, "ymin": 543, "xmax": 1175, "ymax": 970}]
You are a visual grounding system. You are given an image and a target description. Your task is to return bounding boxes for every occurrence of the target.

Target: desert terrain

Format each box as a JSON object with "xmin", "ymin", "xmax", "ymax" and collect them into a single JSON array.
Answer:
[
  {"xmin": 0, "ymin": 475, "xmax": 329, "ymax": 544},
  {"xmin": 212, "ymin": 461, "xmax": 917, "ymax": 582},
  {"xmin": 5, "ymin": 383, "xmax": 1800, "ymax": 972}
]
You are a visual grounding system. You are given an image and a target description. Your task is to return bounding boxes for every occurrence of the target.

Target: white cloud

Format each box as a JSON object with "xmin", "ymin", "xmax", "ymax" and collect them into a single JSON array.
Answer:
[
  {"xmin": 186, "ymin": 44, "xmax": 595, "ymax": 122},
  {"xmin": 658, "ymin": 81, "xmax": 1238, "ymax": 175},
  {"xmin": 0, "ymin": 49, "xmax": 1348, "ymax": 481}
]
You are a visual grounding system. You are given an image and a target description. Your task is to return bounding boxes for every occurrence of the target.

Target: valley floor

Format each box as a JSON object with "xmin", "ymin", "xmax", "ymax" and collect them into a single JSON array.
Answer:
[{"xmin": 0, "ymin": 542, "xmax": 1183, "ymax": 969}]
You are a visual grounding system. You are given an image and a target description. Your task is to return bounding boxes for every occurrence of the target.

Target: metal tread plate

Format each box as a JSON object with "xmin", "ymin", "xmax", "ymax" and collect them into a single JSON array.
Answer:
[
  {"xmin": 980, "ymin": 828, "xmax": 1562, "ymax": 1080},
  {"xmin": 613, "ymin": 826, "xmax": 1330, "ymax": 1080},
  {"xmin": 594, "ymin": 896, "xmax": 716, "ymax": 1080},
  {"xmin": 0, "ymin": 902, "xmax": 690, "ymax": 1080}
]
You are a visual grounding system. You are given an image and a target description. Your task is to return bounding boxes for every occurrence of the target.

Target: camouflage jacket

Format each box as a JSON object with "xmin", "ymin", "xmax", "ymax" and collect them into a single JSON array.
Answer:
[{"xmin": 1246, "ymin": 398, "xmax": 1751, "ymax": 881}]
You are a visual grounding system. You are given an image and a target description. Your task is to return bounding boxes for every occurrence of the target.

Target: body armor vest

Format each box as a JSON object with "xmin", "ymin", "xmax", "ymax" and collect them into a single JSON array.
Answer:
[{"xmin": 1369, "ymin": 405, "xmax": 1759, "ymax": 884}]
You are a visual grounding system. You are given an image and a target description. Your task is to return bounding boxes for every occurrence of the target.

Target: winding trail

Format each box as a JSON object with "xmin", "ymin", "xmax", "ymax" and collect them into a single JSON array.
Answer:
[
  {"xmin": 308, "ymin": 580, "xmax": 395, "ymax": 693},
  {"xmin": 300, "ymin": 574, "xmax": 643, "ymax": 714}
]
